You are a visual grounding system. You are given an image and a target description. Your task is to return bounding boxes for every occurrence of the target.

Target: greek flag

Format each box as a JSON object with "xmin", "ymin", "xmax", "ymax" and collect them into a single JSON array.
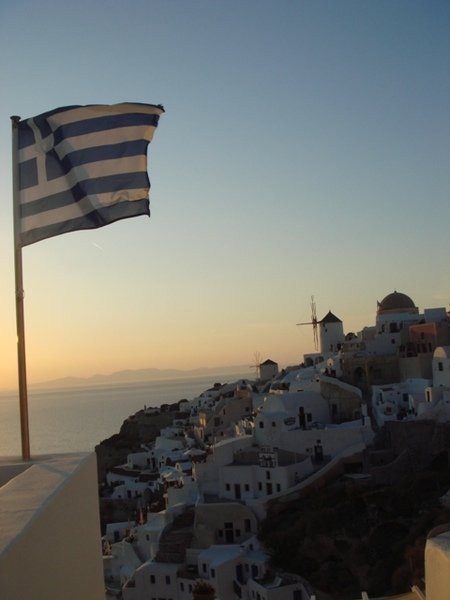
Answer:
[{"xmin": 16, "ymin": 103, "xmax": 164, "ymax": 246}]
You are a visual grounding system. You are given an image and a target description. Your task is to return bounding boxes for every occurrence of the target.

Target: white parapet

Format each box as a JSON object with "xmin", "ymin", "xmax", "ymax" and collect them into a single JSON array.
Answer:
[
  {"xmin": 0, "ymin": 452, "xmax": 105, "ymax": 600},
  {"xmin": 425, "ymin": 525, "xmax": 450, "ymax": 600}
]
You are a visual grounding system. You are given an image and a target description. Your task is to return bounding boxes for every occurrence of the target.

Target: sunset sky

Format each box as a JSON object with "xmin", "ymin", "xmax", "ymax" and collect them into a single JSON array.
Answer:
[{"xmin": 0, "ymin": 1, "xmax": 449, "ymax": 390}]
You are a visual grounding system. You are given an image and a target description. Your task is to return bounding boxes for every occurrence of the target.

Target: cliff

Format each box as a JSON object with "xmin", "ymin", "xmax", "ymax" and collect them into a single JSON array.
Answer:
[
  {"xmin": 259, "ymin": 421, "xmax": 450, "ymax": 599},
  {"xmin": 95, "ymin": 408, "xmax": 178, "ymax": 482}
]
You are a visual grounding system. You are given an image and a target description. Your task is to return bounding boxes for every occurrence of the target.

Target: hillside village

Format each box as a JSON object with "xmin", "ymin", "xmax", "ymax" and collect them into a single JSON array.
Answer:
[{"xmin": 96, "ymin": 292, "xmax": 450, "ymax": 600}]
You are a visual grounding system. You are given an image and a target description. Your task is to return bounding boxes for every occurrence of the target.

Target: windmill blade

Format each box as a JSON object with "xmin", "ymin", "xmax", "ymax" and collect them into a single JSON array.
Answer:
[
  {"xmin": 249, "ymin": 351, "xmax": 261, "ymax": 376},
  {"xmin": 311, "ymin": 295, "xmax": 317, "ymax": 324},
  {"xmin": 297, "ymin": 295, "xmax": 319, "ymax": 351},
  {"xmin": 311, "ymin": 295, "xmax": 319, "ymax": 350},
  {"xmin": 313, "ymin": 322, "xmax": 319, "ymax": 351}
]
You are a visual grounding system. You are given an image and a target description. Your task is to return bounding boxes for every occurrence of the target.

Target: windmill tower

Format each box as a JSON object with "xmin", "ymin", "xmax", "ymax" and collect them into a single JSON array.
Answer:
[{"xmin": 297, "ymin": 296, "xmax": 319, "ymax": 351}]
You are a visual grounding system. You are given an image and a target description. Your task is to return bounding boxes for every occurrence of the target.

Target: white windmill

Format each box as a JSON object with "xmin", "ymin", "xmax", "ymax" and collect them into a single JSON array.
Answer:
[
  {"xmin": 249, "ymin": 351, "xmax": 262, "ymax": 380},
  {"xmin": 297, "ymin": 296, "xmax": 319, "ymax": 351}
]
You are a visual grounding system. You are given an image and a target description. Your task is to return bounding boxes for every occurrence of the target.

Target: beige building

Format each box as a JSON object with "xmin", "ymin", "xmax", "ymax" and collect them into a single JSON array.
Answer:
[{"xmin": 202, "ymin": 391, "xmax": 253, "ymax": 442}]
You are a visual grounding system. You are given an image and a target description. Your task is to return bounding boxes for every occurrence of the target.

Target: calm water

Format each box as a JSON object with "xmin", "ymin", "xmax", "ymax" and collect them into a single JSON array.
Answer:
[{"xmin": 0, "ymin": 373, "xmax": 248, "ymax": 457}]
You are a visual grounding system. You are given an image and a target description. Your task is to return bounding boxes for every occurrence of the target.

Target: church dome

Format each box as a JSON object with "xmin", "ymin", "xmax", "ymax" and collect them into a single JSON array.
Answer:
[{"xmin": 377, "ymin": 291, "xmax": 417, "ymax": 315}]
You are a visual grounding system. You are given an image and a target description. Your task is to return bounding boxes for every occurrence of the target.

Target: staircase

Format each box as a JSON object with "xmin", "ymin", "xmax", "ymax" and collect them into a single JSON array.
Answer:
[{"xmin": 155, "ymin": 509, "xmax": 195, "ymax": 563}]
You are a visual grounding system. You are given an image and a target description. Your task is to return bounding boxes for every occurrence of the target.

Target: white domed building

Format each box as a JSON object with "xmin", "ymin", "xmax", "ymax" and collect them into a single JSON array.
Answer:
[
  {"xmin": 341, "ymin": 292, "xmax": 425, "ymax": 389},
  {"xmin": 374, "ymin": 291, "xmax": 420, "ymax": 353}
]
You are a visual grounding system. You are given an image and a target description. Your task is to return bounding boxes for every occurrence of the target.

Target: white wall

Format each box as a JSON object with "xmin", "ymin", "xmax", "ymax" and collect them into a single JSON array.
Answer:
[
  {"xmin": 432, "ymin": 347, "xmax": 450, "ymax": 387},
  {"xmin": 127, "ymin": 450, "xmax": 154, "ymax": 469},
  {"xmin": 123, "ymin": 561, "xmax": 180, "ymax": 600},
  {"xmin": 261, "ymin": 422, "xmax": 373, "ymax": 458},
  {"xmin": 425, "ymin": 527, "xmax": 450, "ymax": 600},
  {"xmin": 133, "ymin": 511, "xmax": 173, "ymax": 562},
  {"xmin": 247, "ymin": 577, "xmax": 311, "ymax": 600},
  {"xmin": 198, "ymin": 545, "xmax": 243, "ymax": 600},
  {"xmin": 0, "ymin": 453, "xmax": 104, "ymax": 600},
  {"xmin": 219, "ymin": 459, "xmax": 314, "ymax": 501},
  {"xmin": 166, "ymin": 477, "xmax": 199, "ymax": 509}
]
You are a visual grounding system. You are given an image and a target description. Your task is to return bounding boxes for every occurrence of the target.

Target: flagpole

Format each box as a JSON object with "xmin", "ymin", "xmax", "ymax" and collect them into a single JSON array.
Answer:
[{"xmin": 11, "ymin": 115, "xmax": 31, "ymax": 461}]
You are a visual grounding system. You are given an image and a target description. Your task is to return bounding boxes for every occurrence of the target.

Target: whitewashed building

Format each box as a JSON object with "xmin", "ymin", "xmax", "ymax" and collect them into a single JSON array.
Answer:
[
  {"xmin": 122, "ymin": 561, "xmax": 180, "ymax": 600},
  {"xmin": 218, "ymin": 446, "xmax": 313, "ymax": 501},
  {"xmin": 432, "ymin": 346, "xmax": 450, "ymax": 387}
]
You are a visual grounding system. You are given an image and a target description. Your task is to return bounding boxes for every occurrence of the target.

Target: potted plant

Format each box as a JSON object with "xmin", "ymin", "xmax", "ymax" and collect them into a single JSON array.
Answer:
[{"xmin": 192, "ymin": 579, "xmax": 215, "ymax": 600}]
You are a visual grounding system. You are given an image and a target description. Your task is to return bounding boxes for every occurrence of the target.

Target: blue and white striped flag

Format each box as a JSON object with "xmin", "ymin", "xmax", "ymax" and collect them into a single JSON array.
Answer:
[{"xmin": 16, "ymin": 103, "xmax": 164, "ymax": 246}]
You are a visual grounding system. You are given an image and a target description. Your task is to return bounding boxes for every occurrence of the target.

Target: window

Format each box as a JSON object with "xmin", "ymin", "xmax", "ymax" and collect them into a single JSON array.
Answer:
[
  {"xmin": 259, "ymin": 421, "xmax": 264, "ymax": 428},
  {"xmin": 166, "ymin": 575, "xmax": 171, "ymax": 585},
  {"xmin": 307, "ymin": 413, "xmax": 312, "ymax": 422},
  {"xmin": 236, "ymin": 529, "xmax": 241, "ymax": 537},
  {"xmin": 226, "ymin": 483, "xmax": 230, "ymax": 491},
  {"xmin": 211, "ymin": 568, "xmax": 216, "ymax": 578},
  {"xmin": 202, "ymin": 563, "xmax": 207, "ymax": 573},
  {"xmin": 266, "ymin": 470, "xmax": 271, "ymax": 480},
  {"xmin": 438, "ymin": 362, "xmax": 444, "ymax": 371},
  {"xmin": 258, "ymin": 482, "xmax": 262, "ymax": 491},
  {"xmin": 150, "ymin": 575, "xmax": 155, "ymax": 584},
  {"xmin": 180, "ymin": 583, "xmax": 184, "ymax": 591},
  {"xmin": 276, "ymin": 483, "xmax": 281, "ymax": 492},
  {"xmin": 271, "ymin": 421, "xmax": 276, "ymax": 427},
  {"xmin": 245, "ymin": 484, "xmax": 250, "ymax": 491}
]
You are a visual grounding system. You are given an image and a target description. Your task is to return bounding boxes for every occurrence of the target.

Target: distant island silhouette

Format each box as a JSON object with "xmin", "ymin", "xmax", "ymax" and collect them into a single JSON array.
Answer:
[{"xmin": 28, "ymin": 365, "xmax": 253, "ymax": 390}]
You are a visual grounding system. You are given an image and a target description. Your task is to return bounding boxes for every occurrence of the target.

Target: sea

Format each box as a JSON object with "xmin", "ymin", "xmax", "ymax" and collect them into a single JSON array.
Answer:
[{"xmin": 0, "ymin": 372, "xmax": 249, "ymax": 457}]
